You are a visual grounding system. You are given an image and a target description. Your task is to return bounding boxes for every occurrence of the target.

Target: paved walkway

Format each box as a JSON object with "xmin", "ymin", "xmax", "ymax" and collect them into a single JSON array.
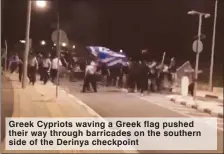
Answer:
[{"xmin": 1, "ymin": 73, "xmax": 134, "ymax": 153}]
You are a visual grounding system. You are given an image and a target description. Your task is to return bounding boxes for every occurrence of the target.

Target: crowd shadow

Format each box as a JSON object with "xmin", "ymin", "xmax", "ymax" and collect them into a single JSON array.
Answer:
[{"xmin": 1, "ymin": 76, "xmax": 15, "ymax": 142}]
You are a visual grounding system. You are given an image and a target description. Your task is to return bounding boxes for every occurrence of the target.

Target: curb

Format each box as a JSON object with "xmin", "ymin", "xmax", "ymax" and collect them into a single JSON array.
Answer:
[
  {"xmin": 169, "ymin": 97, "xmax": 223, "ymax": 118},
  {"xmin": 67, "ymin": 92, "xmax": 101, "ymax": 118},
  {"xmin": 204, "ymin": 94, "xmax": 223, "ymax": 101},
  {"xmin": 172, "ymin": 88, "xmax": 223, "ymax": 101},
  {"xmin": 5, "ymin": 73, "xmax": 139, "ymax": 153},
  {"xmin": 205, "ymin": 94, "xmax": 218, "ymax": 99},
  {"xmin": 59, "ymin": 88, "xmax": 139, "ymax": 153},
  {"xmin": 121, "ymin": 88, "xmax": 128, "ymax": 92}
]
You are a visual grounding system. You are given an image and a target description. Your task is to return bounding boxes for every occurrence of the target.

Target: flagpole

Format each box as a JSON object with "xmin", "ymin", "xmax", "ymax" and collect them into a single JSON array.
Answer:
[{"xmin": 209, "ymin": 0, "xmax": 218, "ymax": 91}]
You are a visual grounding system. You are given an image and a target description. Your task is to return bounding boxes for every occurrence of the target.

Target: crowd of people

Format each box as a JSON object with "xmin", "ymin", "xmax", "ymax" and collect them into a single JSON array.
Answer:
[
  {"xmin": 82, "ymin": 57, "xmax": 177, "ymax": 95},
  {"xmin": 7, "ymin": 51, "xmax": 69, "ymax": 85},
  {"xmin": 6, "ymin": 51, "xmax": 179, "ymax": 96}
]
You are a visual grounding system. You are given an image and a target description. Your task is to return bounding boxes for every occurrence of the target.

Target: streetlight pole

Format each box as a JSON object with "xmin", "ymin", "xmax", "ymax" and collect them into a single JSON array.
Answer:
[
  {"xmin": 193, "ymin": 14, "xmax": 202, "ymax": 98},
  {"xmin": 22, "ymin": 0, "xmax": 32, "ymax": 88},
  {"xmin": 21, "ymin": 0, "xmax": 47, "ymax": 88},
  {"xmin": 209, "ymin": 0, "xmax": 218, "ymax": 91},
  {"xmin": 188, "ymin": 10, "xmax": 210, "ymax": 98},
  {"xmin": 56, "ymin": 12, "xmax": 60, "ymax": 97}
]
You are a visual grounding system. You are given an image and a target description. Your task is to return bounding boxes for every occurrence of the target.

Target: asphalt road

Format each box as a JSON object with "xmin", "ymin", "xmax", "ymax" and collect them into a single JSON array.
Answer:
[{"xmin": 60, "ymin": 79, "xmax": 223, "ymax": 153}]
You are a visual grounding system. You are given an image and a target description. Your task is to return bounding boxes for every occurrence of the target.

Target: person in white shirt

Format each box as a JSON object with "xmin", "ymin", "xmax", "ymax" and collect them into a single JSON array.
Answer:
[
  {"xmin": 28, "ymin": 53, "xmax": 38, "ymax": 85},
  {"xmin": 82, "ymin": 61, "xmax": 97, "ymax": 92},
  {"xmin": 42, "ymin": 53, "xmax": 51, "ymax": 84},
  {"xmin": 51, "ymin": 55, "xmax": 62, "ymax": 83},
  {"xmin": 37, "ymin": 53, "xmax": 44, "ymax": 81}
]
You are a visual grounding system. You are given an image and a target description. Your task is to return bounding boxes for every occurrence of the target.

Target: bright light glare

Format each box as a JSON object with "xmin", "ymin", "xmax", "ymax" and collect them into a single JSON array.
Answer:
[
  {"xmin": 20, "ymin": 40, "xmax": 26, "ymax": 43},
  {"xmin": 72, "ymin": 45, "xmax": 76, "ymax": 49},
  {"xmin": 205, "ymin": 14, "xmax": 211, "ymax": 18},
  {"xmin": 62, "ymin": 43, "xmax": 67, "ymax": 47},
  {"xmin": 188, "ymin": 10, "xmax": 196, "ymax": 15},
  {"xmin": 54, "ymin": 43, "xmax": 56, "ymax": 46},
  {"xmin": 41, "ymin": 40, "xmax": 46, "ymax": 45},
  {"xmin": 120, "ymin": 50, "xmax": 123, "ymax": 53},
  {"xmin": 36, "ymin": 1, "xmax": 47, "ymax": 8}
]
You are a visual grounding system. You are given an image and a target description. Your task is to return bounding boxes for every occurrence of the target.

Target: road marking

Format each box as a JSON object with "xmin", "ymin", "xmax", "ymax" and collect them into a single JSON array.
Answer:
[
  {"xmin": 61, "ymin": 81, "xmax": 223, "ymax": 132},
  {"xmin": 61, "ymin": 89, "xmax": 66, "ymax": 94},
  {"xmin": 68, "ymin": 94, "xmax": 75, "ymax": 98},
  {"xmin": 128, "ymin": 93, "xmax": 223, "ymax": 131},
  {"xmin": 66, "ymin": 90, "xmax": 139, "ymax": 153}
]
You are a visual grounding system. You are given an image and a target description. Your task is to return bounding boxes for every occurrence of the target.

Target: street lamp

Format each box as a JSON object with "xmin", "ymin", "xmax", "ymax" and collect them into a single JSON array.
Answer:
[
  {"xmin": 22, "ymin": 0, "xmax": 47, "ymax": 88},
  {"xmin": 72, "ymin": 45, "xmax": 76, "ymax": 49},
  {"xmin": 188, "ymin": 10, "xmax": 210, "ymax": 98},
  {"xmin": 36, "ymin": 1, "xmax": 47, "ymax": 8},
  {"xmin": 40, "ymin": 40, "xmax": 46, "ymax": 45},
  {"xmin": 120, "ymin": 49, "xmax": 123, "ymax": 53},
  {"xmin": 187, "ymin": 10, "xmax": 197, "ymax": 15},
  {"xmin": 188, "ymin": 10, "xmax": 210, "ymax": 18},
  {"xmin": 62, "ymin": 42, "xmax": 66, "ymax": 47},
  {"xmin": 20, "ymin": 40, "xmax": 26, "ymax": 44}
]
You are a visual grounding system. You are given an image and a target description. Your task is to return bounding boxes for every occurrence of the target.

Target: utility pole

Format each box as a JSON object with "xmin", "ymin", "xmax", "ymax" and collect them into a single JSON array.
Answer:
[
  {"xmin": 22, "ymin": 0, "xmax": 32, "ymax": 88},
  {"xmin": 209, "ymin": 0, "xmax": 218, "ymax": 91}
]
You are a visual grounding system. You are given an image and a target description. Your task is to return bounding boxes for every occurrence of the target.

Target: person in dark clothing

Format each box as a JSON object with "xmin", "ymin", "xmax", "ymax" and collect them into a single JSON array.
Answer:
[
  {"xmin": 122, "ymin": 64, "xmax": 129, "ymax": 88},
  {"xmin": 110, "ymin": 66, "xmax": 119, "ymax": 86},
  {"xmin": 9, "ymin": 53, "xmax": 20, "ymax": 73},
  {"xmin": 18, "ymin": 63, "xmax": 23, "ymax": 82},
  {"xmin": 156, "ymin": 63, "xmax": 164, "ymax": 92},
  {"xmin": 168, "ymin": 57, "xmax": 177, "ymax": 91},
  {"xmin": 128, "ymin": 61, "xmax": 138, "ymax": 92},
  {"xmin": 169, "ymin": 58, "xmax": 176, "ymax": 74},
  {"xmin": 28, "ymin": 53, "xmax": 38, "ymax": 85},
  {"xmin": 188, "ymin": 80, "xmax": 195, "ymax": 96},
  {"xmin": 106, "ymin": 67, "xmax": 112, "ymax": 86},
  {"xmin": 117, "ymin": 64, "xmax": 124, "ymax": 88},
  {"xmin": 139, "ymin": 61, "xmax": 149, "ymax": 95},
  {"xmin": 148, "ymin": 61, "xmax": 158, "ymax": 92},
  {"xmin": 136, "ymin": 61, "xmax": 142, "ymax": 92},
  {"xmin": 18, "ymin": 57, "xmax": 23, "ymax": 82},
  {"xmin": 37, "ymin": 54, "xmax": 44, "ymax": 81},
  {"xmin": 101, "ymin": 62, "xmax": 109, "ymax": 86},
  {"xmin": 60, "ymin": 54, "xmax": 68, "ymax": 68},
  {"xmin": 79, "ymin": 60, "xmax": 86, "ymax": 72}
]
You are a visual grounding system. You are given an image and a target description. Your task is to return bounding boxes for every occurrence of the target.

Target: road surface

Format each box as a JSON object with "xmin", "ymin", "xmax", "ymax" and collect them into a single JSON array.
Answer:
[
  {"xmin": 1, "ymin": 76, "xmax": 223, "ymax": 153},
  {"xmin": 60, "ymin": 78, "xmax": 223, "ymax": 153}
]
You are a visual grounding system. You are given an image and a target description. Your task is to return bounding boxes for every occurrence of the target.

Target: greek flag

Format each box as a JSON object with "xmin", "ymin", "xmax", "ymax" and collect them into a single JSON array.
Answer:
[{"xmin": 87, "ymin": 46, "xmax": 128, "ymax": 66}]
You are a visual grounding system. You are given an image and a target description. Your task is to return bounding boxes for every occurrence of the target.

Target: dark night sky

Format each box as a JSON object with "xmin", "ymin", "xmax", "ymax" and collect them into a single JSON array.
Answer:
[{"xmin": 2, "ymin": 0, "xmax": 224, "ymax": 65}]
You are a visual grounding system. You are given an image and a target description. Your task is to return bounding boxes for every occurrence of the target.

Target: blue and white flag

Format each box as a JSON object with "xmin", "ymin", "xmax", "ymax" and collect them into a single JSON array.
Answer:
[{"xmin": 87, "ymin": 46, "xmax": 128, "ymax": 66}]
